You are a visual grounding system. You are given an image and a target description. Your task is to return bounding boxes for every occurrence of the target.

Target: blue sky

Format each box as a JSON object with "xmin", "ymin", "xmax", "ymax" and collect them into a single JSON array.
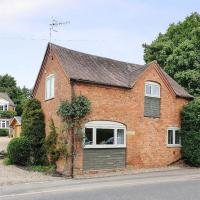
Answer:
[{"xmin": 0, "ymin": 0, "xmax": 200, "ymax": 88}]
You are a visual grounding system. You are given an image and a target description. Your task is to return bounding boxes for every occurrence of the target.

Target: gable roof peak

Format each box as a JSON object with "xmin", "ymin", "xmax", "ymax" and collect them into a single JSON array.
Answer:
[
  {"xmin": 0, "ymin": 92, "xmax": 15, "ymax": 106},
  {"xmin": 33, "ymin": 43, "xmax": 193, "ymax": 100}
]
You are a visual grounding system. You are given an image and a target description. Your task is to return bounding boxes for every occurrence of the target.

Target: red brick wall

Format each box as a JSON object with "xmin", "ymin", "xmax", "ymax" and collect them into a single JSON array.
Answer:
[
  {"xmin": 34, "ymin": 54, "xmax": 72, "ymax": 175},
  {"xmin": 74, "ymin": 64, "xmax": 188, "ymax": 171},
  {"xmin": 34, "ymin": 57, "xmax": 189, "ymax": 174}
]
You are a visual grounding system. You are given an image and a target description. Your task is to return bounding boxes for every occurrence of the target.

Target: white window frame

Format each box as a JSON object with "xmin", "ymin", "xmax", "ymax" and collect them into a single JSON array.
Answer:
[
  {"xmin": 167, "ymin": 127, "xmax": 181, "ymax": 147},
  {"xmin": 84, "ymin": 121, "xmax": 126, "ymax": 148},
  {"xmin": 45, "ymin": 74, "xmax": 55, "ymax": 100},
  {"xmin": 0, "ymin": 99, "xmax": 9, "ymax": 111},
  {"xmin": 0, "ymin": 119, "xmax": 10, "ymax": 129},
  {"xmin": 145, "ymin": 81, "xmax": 160, "ymax": 98}
]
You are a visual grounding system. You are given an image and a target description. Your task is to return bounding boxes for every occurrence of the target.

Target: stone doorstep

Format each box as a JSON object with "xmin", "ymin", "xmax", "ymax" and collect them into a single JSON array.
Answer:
[{"xmin": 74, "ymin": 166, "xmax": 186, "ymax": 179}]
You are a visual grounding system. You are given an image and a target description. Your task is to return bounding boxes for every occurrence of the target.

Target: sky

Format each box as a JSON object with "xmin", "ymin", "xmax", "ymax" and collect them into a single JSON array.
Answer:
[{"xmin": 0, "ymin": 0, "xmax": 200, "ymax": 88}]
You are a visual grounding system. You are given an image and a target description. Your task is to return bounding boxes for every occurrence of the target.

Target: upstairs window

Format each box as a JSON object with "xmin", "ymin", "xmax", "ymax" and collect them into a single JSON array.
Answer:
[
  {"xmin": 0, "ymin": 104, "xmax": 8, "ymax": 111},
  {"xmin": 145, "ymin": 81, "xmax": 160, "ymax": 98},
  {"xmin": 144, "ymin": 81, "xmax": 161, "ymax": 118},
  {"xmin": 45, "ymin": 74, "xmax": 55, "ymax": 100}
]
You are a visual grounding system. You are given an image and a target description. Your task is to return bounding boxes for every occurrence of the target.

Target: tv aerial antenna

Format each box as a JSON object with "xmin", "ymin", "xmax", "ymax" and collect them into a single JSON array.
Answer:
[{"xmin": 49, "ymin": 18, "xmax": 70, "ymax": 43}]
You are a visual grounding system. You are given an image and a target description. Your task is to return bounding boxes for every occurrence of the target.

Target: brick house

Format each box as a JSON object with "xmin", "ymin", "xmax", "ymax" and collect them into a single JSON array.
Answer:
[
  {"xmin": 0, "ymin": 92, "xmax": 15, "ymax": 134},
  {"xmin": 33, "ymin": 43, "xmax": 193, "ymax": 175}
]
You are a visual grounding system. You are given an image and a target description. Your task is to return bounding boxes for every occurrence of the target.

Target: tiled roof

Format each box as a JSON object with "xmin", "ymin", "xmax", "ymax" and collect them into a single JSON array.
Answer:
[
  {"xmin": 0, "ymin": 93, "xmax": 15, "ymax": 106},
  {"xmin": 49, "ymin": 43, "xmax": 193, "ymax": 99}
]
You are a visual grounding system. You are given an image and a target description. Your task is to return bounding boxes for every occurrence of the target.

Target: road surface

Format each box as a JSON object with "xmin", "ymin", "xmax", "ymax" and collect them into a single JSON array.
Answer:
[{"xmin": 1, "ymin": 168, "xmax": 200, "ymax": 200}]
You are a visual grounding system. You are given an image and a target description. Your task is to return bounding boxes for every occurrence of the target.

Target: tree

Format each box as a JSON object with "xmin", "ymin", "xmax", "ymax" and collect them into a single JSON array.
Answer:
[
  {"xmin": 57, "ymin": 95, "xmax": 91, "ymax": 177},
  {"xmin": 143, "ymin": 12, "xmax": 200, "ymax": 96},
  {"xmin": 180, "ymin": 98, "xmax": 200, "ymax": 166},
  {"xmin": 0, "ymin": 74, "xmax": 31, "ymax": 115},
  {"xmin": 21, "ymin": 98, "xmax": 47, "ymax": 165}
]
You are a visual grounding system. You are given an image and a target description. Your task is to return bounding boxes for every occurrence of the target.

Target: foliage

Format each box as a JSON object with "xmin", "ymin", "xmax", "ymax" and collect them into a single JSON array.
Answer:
[
  {"xmin": 143, "ymin": 12, "xmax": 200, "ymax": 96},
  {"xmin": 0, "ymin": 74, "xmax": 31, "ymax": 115},
  {"xmin": 30, "ymin": 165, "xmax": 56, "ymax": 173},
  {"xmin": 0, "ymin": 129, "xmax": 9, "ymax": 137},
  {"xmin": 3, "ymin": 157, "xmax": 12, "ymax": 166},
  {"xmin": 45, "ymin": 119, "xmax": 61, "ymax": 164},
  {"xmin": 0, "ymin": 110, "xmax": 16, "ymax": 118},
  {"xmin": 57, "ymin": 95, "xmax": 91, "ymax": 176},
  {"xmin": 21, "ymin": 98, "xmax": 47, "ymax": 165},
  {"xmin": 7, "ymin": 137, "xmax": 31, "ymax": 166},
  {"xmin": 180, "ymin": 98, "xmax": 200, "ymax": 166},
  {"xmin": 58, "ymin": 95, "xmax": 91, "ymax": 123}
]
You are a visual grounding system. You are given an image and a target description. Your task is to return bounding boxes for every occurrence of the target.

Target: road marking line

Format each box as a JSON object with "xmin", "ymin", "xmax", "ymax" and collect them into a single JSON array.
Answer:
[{"xmin": 0, "ymin": 175, "xmax": 200, "ymax": 198}]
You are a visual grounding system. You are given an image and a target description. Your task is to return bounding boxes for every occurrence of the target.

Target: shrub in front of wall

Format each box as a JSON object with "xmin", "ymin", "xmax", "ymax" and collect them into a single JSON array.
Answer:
[
  {"xmin": 21, "ymin": 98, "xmax": 47, "ymax": 165},
  {"xmin": 7, "ymin": 137, "xmax": 31, "ymax": 166},
  {"xmin": 0, "ymin": 110, "xmax": 16, "ymax": 118},
  {"xmin": 180, "ymin": 97, "xmax": 200, "ymax": 166},
  {"xmin": 0, "ymin": 129, "xmax": 9, "ymax": 137}
]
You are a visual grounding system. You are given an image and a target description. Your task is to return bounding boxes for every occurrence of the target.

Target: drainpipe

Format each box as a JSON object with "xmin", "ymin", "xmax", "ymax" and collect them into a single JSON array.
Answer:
[{"xmin": 70, "ymin": 81, "xmax": 76, "ymax": 178}]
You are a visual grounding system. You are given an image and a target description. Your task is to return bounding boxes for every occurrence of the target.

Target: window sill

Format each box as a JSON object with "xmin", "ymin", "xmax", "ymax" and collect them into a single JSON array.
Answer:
[
  {"xmin": 167, "ymin": 144, "xmax": 181, "ymax": 148},
  {"xmin": 84, "ymin": 145, "xmax": 126, "ymax": 149},
  {"xmin": 45, "ymin": 97, "xmax": 55, "ymax": 102}
]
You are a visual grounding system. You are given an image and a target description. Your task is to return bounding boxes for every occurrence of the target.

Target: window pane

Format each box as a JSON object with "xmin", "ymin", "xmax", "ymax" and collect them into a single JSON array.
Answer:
[
  {"xmin": 168, "ymin": 130, "xmax": 173, "ymax": 144},
  {"xmin": 85, "ymin": 128, "xmax": 93, "ymax": 145},
  {"xmin": 2, "ymin": 121, "xmax": 6, "ymax": 128},
  {"xmin": 96, "ymin": 129, "xmax": 114, "ymax": 145},
  {"xmin": 145, "ymin": 84, "xmax": 151, "ymax": 96},
  {"xmin": 46, "ymin": 78, "xmax": 50, "ymax": 99},
  {"xmin": 4, "ymin": 105, "xmax": 8, "ymax": 111},
  {"xmin": 152, "ymin": 85, "xmax": 160, "ymax": 97},
  {"xmin": 0, "ymin": 105, "xmax": 3, "ymax": 110},
  {"xmin": 175, "ymin": 130, "xmax": 181, "ymax": 144},
  {"xmin": 50, "ymin": 76, "xmax": 55, "ymax": 98},
  {"xmin": 6, "ymin": 121, "xmax": 9, "ymax": 128},
  {"xmin": 117, "ymin": 129, "xmax": 124, "ymax": 144}
]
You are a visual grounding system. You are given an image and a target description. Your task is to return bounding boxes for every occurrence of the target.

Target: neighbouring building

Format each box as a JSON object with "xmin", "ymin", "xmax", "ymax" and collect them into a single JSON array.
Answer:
[
  {"xmin": 10, "ymin": 116, "xmax": 22, "ymax": 138},
  {"xmin": 32, "ymin": 43, "xmax": 193, "ymax": 175},
  {"xmin": 0, "ymin": 93, "xmax": 15, "ymax": 134}
]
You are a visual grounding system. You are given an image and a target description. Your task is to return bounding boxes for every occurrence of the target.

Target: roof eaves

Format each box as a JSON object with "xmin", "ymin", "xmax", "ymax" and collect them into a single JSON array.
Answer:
[{"xmin": 70, "ymin": 78, "xmax": 132, "ymax": 89}]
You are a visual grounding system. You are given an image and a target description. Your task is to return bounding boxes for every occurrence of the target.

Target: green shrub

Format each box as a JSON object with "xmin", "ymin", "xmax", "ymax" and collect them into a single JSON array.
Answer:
[
  {"xmin": 180, "ymin": 97, "xmax": 200, "ymax": 166},
  {"xmin": 3, "ymin": 157, "xmax": 12, "ymax": 165},
  {"xmin": 58, "ymin": 95, "xmax": 91, "ymax": 121},
  {"xmin": 30, "ymin": 165, "xmax": 56, "ymax": 173},
  {"xmin": 0, "ymin": 129, "xmax": 9, "ymax": 137},
  {"xmin": 21, "ymin": 98, "xmax": 47, "ymax": 165},
  {"xmin": 7, "ymin": 137, "xmax": 31, "ymax": 166},
  {"xmin": 45, "ymin": 119, "xmax": 60, "ymax": 164},
  {"xmin": 0, "ymin": 110, "xmax": 16, "ymax": 118}
]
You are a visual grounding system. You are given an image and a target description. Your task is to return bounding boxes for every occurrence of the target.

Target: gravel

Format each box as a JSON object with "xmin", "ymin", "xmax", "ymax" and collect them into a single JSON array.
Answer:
[
  {"xmin": 0, "ymin": 137, "xmax": 63, "ymax": 186},
  {"xmin": 0, "ymin": 137, "xmax": 10, "ymax": 152},
  {"xmin": 0, "ymin": 160, "xmax": 64, "ymax": 186}
]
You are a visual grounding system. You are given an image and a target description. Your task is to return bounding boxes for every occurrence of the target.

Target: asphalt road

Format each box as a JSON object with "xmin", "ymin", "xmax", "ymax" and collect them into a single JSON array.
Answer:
[{"xmin": 1, "ymin": 168, "xmax": 200, "ymax": 200}]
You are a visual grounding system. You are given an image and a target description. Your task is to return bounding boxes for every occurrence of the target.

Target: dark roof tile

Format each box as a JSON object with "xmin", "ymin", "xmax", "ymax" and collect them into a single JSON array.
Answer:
[{"xmin": 50, "ymin": 43, "xmax": 193, "ymax": 99}]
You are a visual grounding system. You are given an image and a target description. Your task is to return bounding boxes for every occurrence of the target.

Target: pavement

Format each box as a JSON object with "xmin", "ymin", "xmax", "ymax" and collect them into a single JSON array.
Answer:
[
  {"xmin": 1, "ymin": 168, "xmax": 200, "ymax": 200},
  {"xmin": 0, "ymin": 137, "xmax": 10, "ymax": 152}
]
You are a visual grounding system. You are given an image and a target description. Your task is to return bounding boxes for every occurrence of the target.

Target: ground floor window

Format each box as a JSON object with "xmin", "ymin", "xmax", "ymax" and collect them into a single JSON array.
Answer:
[
  {"xmin": 0, "ymin": 119, "xmax": 10, "ymax": 129},
  {"xmin": 84, "ymin": 121, "xmax": 126, "ymax": 148},
  {"xmin": 167, "ymin": 127, "xmax": 181, "ymax": 147}
]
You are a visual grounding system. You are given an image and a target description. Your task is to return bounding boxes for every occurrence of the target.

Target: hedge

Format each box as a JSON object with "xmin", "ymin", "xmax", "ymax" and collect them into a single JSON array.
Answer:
[
  {"xmin": 0, "ymin": 129, "xmax": 9, "ymax": 137},
  {"xmin": 7, "ymin": 137, "xmax": 31, "ymax": 166},
  {"xmin": 180, "ymin": 97, "xmax": 200, "ymax": 166}
]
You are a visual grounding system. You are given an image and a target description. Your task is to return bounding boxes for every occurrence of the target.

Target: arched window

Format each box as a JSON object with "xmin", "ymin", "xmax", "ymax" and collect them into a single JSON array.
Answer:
[
  {"xmin": 145, "ymin": 81, "xmax": 160, "ymax": 98},
  {"xmin": 84, "ymin": 121, "xmax": 126, "ymax": 148}
]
